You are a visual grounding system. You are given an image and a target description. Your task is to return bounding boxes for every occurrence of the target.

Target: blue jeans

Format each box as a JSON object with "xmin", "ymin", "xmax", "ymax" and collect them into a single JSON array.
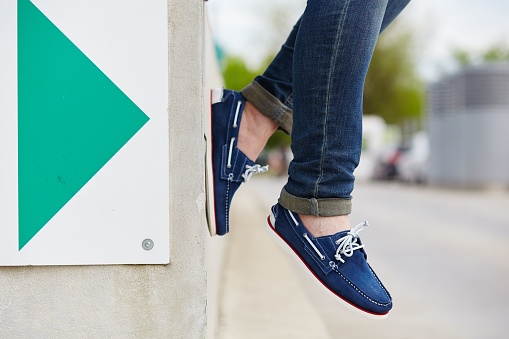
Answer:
[{"xmin": 241, "ymin": 0, "xmax": 410, "ymax": 216}]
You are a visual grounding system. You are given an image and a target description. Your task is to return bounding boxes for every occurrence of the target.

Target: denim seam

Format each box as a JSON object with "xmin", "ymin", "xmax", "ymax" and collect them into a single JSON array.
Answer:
[
  {"xmin": 275, "ymin": 105, "xmax": 287, "ymax": 123},
  {"xmin": 314, "ymin": 0, "xmax": 351, "ymax": 198},
  {"xmin": 283, "ymin": 93, "xmax": 293, "ymax": 108}
]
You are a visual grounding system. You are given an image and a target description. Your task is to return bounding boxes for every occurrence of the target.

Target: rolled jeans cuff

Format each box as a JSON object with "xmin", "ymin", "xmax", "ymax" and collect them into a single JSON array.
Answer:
[
  {"xmin": 278, "ymin": 187, "xmax": 352, "ymax": 216},
  {"xmin": 241, "ymin": 81, "xmax": 293, "ymax": 135}
]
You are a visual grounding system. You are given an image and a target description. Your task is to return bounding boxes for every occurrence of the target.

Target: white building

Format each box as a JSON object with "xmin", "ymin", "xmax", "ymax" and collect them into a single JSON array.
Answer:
[{"xmin": 427, "ymin": 64, "xmax": 509, "ymax": 188}]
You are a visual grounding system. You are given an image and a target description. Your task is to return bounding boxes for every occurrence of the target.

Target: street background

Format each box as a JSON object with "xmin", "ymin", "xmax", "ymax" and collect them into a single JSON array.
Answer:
[
  {"xmin": 205, "ymin": 1, "xmax": 509, "ymax": 337},
  {"xmin": 215, "ymin": 177, "xmax": 509, "ymax": 339}
]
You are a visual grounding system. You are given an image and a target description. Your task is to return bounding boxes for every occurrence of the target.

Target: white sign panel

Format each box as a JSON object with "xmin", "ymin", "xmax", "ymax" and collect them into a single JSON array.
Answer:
[{"xmin": 0, "ymin": 0, "xmax": 169, "ymax": 265}]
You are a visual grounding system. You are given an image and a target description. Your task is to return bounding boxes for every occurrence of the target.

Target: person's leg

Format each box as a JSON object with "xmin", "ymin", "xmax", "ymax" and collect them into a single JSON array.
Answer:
[
  {"xmin": 238, "ymin": 0, "xmax": 410, "ymax": 159},
  {"xmin": 264, "ymin": 0, "xmax": 411, "ymax": 318},
  {"xmin": 208, "ymin": 0, "xmax": 410, "ymax": 236},
  {"xmin": 240, "ymin": 18, "xmax": 301, "ymax": 136},
  {"xmin": 280, "ymin": 0, "xmax": 410, "ymax": 225}
]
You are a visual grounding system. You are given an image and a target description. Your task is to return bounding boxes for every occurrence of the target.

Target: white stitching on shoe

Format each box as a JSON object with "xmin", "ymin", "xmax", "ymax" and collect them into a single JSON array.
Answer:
[
  {"xmin": 225, "ymin": 173, "xmax": 234, "ymax": 232},
  {"xmin": 303, "ymin": 233, "xmax": 325, "ymax": 260},
  {"xmin": 288, "ymin": 210, "xmax": 299, "ymax": 226},
  {"xmin": 330, "ymin": 264, "xmax": 391, "ymax": 307},
  {"xmin": 242, "ymin": 164, "xmax": 269, "ymax": 182},
  {"xmin": 227, "ymin": 137, "xmax": 235, "ymax": 168},
  {"xmin": 334, "ymin": 221, "xmax": 367, "ymax": 263},
  {"xmin": 232, "ymin": 100, "xmax": 242, "ymax": 128},
  {"xmin": 368, "ymin": 265, "xmax": 391, "ymax": 299}
]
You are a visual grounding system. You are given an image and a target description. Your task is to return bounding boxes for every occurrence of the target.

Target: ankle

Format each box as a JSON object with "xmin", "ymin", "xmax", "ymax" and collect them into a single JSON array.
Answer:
[
  {"xmin": 237, "ymin": 102, "xmax": 278, "ymax": 161},
  {"xmin": 299, "ymin": 214, "xmax": 351, "ymax": 238}
]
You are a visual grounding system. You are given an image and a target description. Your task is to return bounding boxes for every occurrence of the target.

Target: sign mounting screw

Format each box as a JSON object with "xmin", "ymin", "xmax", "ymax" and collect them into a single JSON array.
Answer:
[{"xmin": 142, "ymin": 239, "xmax": 154, "ymax": 251}]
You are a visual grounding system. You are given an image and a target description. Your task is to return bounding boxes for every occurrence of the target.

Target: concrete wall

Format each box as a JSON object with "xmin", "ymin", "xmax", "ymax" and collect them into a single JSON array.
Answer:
[
  {"xmin": 203, "ymin": 8, "xmax": 228, "ymax": 339},
  {"xmin": 0, "ymin": 0, "xmax": 207, "ymax": 337}
]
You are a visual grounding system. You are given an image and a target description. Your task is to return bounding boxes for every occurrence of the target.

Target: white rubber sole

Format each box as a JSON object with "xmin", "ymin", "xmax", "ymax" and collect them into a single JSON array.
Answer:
[
  {"xmin": 204, "ymin": 89, "xmax": 218, "ymax": 236},
  {"xmin": 265, "ymin": 212, "xmax": 389, "ymax": 319}
]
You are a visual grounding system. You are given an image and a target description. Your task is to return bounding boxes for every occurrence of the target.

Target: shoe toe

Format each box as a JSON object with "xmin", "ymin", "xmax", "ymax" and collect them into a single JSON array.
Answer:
[{"xmin": 334, "ymin": 254, "xmax": 392, "ymax": 314}]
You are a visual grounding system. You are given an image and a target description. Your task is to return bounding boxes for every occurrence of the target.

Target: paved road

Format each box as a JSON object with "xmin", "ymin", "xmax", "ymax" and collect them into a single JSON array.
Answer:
[{"xmin": 218, "ymin": 177, "xmax": 509, "ymax": 339}]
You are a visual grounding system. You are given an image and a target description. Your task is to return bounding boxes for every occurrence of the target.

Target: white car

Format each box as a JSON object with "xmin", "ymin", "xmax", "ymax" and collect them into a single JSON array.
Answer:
[{"xmin": 398, "ymin": 131, "xmax": 429, "ymax": 183}]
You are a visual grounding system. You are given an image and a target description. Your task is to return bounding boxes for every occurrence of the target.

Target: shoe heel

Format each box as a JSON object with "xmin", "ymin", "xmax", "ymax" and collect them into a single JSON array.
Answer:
[
  {"xmin": 211, "ymin": 88, "xmax": 223, "ymax": 105},
  {"xmin": 205, "ymin": 89, "xmax": 217, "ymax": 236}
]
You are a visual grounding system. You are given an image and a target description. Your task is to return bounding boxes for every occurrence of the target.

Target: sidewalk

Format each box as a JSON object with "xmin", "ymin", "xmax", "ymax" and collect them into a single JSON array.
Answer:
[
  {"xmin": 215, "ymin": 179, "xmax": 331, "ymax": 339},
  {"xmin": 212, "ymin": 177, "xmax": 509, "ymax": 338}
]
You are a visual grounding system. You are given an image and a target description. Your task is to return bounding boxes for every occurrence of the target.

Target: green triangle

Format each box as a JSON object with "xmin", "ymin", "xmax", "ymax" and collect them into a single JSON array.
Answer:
[{"xmin": 17, "ymin": 0, "xmax": 150, "ymax": 250}]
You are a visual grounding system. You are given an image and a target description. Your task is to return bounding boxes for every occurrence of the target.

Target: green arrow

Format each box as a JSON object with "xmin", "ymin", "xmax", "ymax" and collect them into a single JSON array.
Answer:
[{"xmin": 17, "ymin": 0, "xmax": 150, "ymax": 250}]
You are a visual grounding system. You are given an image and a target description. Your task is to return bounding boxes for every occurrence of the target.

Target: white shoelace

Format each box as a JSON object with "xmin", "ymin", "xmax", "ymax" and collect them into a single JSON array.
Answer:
[
  {"xmin": 242, "ymin": 164, "xmax": 269, "ymax": 182},
  {"xmin": 334, "ymin": 221, "xmax": 368, "ymax": 263},
  {"xmin": 300, "ymin": 219, "xmax": 368, "ymax": 264}
]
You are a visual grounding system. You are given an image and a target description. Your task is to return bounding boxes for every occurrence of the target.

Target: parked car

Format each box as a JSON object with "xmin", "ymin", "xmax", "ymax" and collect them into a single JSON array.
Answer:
[
  {"xmin": 397, "ymin": 131, "xmax": 429, "ymax": 183},
  {"xmin": 372, "ymin": 144, "xmax": 409, "ymax": 181}
]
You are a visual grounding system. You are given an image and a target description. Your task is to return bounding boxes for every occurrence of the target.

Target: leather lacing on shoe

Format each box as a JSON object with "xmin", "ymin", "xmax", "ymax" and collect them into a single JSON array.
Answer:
[
  {"xmin": 226, "ymin": 100, "xmax": 242, "ymax": 168},
  {"xmin": 288, "ymin": 209, "xmax": 368, "ymax": 264},
  {"xmin": 232, "ymin": 100, "xmax": 241, "ymax": 128},
  {"xmin": 225, "ymin": 99, "xmax": 269, "ymax": 181},
  {"xmin": 242, "ymin": 164, "xmax": 269, "ymax": 182},
  {"xmin": 303, "ymin": 233, "xmax": 325, "ymax": 260},
  {"xmin": 334, "ymin": 221, "xmax": 367, "ymax": 263}
]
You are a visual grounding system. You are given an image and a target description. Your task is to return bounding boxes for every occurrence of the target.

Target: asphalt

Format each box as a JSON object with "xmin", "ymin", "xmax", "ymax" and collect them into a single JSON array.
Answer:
[{"xmin": 215, "ymin": 177, "xmax": 509, "ymax": 339}]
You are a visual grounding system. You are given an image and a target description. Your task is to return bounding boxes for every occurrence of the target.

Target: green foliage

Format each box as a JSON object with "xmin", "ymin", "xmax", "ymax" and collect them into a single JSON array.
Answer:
[
  {"xmin": 222, "ymin": 55, "xmax": 275, "ymax": 91},
  {"xmin": 453, "ymin": 43, "xmax": 509, "ymax": 66},
  {"xmin": 222, "ymin": 56, "xmax": 258, "ymax": 91},
  {"xmin": 483, "ymin": 45, "xmax": 509, "ymax": 62},
  {"xmin": 453, "ymin": 49, "xmax": 473, "ymax": 66},
  {"xmin": 265, "ymin": 130, "xmax": 291, "ymax": 150},
  {"xmin": 221, "ymin": 55, "xmax": 290, "ymax": 150},
  {"xmin": 220, "ymin": 20, "xmax": 424, "ymax": 146},
  {"xmin": 363, "ymin": 25, "xmax": 424, "ymax": 126}
]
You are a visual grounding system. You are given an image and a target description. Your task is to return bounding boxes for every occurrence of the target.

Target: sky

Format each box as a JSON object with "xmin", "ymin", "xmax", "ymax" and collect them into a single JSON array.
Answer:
[{"xmin": 206, "ymin": 0, "xmax": 509, "ymax": 81}]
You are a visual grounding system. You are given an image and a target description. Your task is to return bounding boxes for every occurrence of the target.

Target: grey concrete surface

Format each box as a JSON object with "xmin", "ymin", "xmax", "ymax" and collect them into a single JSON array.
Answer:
[
  {"xmin": 216, "ymin": 181, "xmax": 331, "ymax": 339},
  {"xmin": 217, "ymin": 176, "xmax": 509, "ymax": 339},
  {"xmin": 0, "ymin": 1, "xmax": 207, "ymax": 337}
]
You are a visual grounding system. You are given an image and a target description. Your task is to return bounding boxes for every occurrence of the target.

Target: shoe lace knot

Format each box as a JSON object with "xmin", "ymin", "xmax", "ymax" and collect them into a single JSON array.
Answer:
[
  {"xmin": 334, "ymin": 221, "xmax": 368, "ymax": 263},
  {"xmin": 242, "ymin": 164, "xmax": 269, "ymax": 182}
]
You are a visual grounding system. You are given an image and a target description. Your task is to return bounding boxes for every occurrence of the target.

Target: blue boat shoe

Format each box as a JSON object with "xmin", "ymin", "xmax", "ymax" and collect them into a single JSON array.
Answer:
[
  {"xmin": 265, "ymin": 203, "xmax": 392, "ymax": 318},
  {"xmin": 205, "ymin": 89, "xmax": 268, "ymax": 236}
]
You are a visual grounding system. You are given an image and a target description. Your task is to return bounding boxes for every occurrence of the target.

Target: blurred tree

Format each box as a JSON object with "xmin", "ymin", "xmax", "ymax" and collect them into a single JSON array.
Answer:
[
  {"xmin": 220, "ymin": 19, "xmax": 424, "ymax": 149},
  {"xmin": 221, "ymin": 56, "xmax": 259, "ymax": 91},
  {"xmin": 221, "ymin": 55, "xmax": 291, "ymax": 151},
  {"xmin": 483, "ymin": 45, "xmax": 509, "ymax": 62},
  {"xmin": 453, "ymin": 43, "xmax": 509, "ymax": 66},
  {"xmin": 363, "ymin": 24, "xmax": 424, "ymax": 126},
  {"xmin": 453, "ymin": 49, "xmax": 473, "ymax": 67}
]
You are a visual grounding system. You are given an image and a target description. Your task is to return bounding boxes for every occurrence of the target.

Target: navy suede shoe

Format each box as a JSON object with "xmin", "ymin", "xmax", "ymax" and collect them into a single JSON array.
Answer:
[
  {"xmin": 266, "ymin": 203, "xmax": 392, "ymax": 318},
  {"xmin": 205, "ymin": 89, "xmax": 268, "ymax": 236}
]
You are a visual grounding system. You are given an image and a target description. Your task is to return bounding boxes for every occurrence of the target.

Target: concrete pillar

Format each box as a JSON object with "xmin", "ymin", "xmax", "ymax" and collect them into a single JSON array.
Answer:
[{"xmin": 0, "ymin": 0, "xmax": 207, "ymax": 337}]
